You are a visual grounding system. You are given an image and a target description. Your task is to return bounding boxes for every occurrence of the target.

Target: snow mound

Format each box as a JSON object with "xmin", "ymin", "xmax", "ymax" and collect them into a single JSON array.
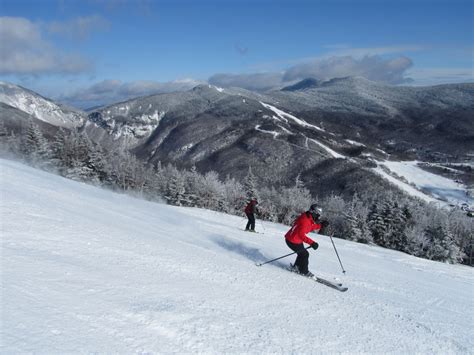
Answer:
[{"xmin": 1, "ymin": 159, "xmax": 472, "ymax": 353}]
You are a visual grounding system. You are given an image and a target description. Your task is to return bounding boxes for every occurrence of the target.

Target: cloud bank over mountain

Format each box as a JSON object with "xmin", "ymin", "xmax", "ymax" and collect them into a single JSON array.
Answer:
[
  {"xmin": 59, "ymin": 78, "xmax": 202, "ymax": 109},
  {"xmin": 209, "ymin": 55, "xmax": 414, "ymax": 91}
]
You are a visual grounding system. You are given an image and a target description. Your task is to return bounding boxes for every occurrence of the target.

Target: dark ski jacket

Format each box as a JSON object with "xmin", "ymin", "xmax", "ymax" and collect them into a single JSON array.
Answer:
[
  {"xmin": 244, "ymin": 200, "xmax": 258, "ymax": 215},
  {"xmin": 285, "ymin": 211, "xmax": 321, "ymax": 245}
]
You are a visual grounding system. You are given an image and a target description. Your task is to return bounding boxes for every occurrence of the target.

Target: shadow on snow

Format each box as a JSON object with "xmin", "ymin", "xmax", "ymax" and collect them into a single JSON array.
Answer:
[{"xmin": 211, "ymin": 237, "xmax": 290, "ymax": 269}]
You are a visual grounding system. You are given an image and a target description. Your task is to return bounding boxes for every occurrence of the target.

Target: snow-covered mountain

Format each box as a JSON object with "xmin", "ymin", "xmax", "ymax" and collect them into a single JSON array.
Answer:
[
  {"xmin": 83, "ymin": 79, "xmax": 474, "ymax": 205},
  {"xmin": 84, "ymin": 78, "xmax": 474, "ymax": 164},
  {"xmin": 1, "ymin": 79, "xmax": 472, "ymax": 206},
  {"xmin": 268, "ymin": 77, "xmax": 474, "ymax": 157},
  {"xmin": 1, "ymin": 158, "xmax": 472, "ymax": 353},
  {"xmin": 0, "ymin": 81, "xmax": 85, "ymax": 129}
]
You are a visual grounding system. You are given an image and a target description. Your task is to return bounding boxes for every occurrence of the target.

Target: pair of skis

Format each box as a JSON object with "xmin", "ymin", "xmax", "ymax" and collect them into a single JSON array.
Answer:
[
  {"xmin": 287, "ymin": 264, "xmax": 348, "ymax": 292},
  {"xmin": 242, "ymin": 229, "xmax": 263, "ymax": 234}
]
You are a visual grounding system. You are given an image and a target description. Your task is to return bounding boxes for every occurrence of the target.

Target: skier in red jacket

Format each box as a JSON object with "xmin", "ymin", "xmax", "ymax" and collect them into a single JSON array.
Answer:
[
  {"xmin": 244, "ymin": 198, "xmax": 259, "ymax": 232},
  {"xmin": 285, "ymin": 204, "xmax": 329, "ymax": 276}
]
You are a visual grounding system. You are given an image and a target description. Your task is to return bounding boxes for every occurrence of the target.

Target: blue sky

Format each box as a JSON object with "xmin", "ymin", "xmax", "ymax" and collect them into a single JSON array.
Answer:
[{"xmin": 1, "ymin": 0, "xmax": 472, "ymax": 107}]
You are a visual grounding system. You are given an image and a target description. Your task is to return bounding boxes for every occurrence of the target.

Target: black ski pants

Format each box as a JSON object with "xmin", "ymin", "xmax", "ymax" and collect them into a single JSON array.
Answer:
[
  {"xmin": 286, "ymin": 239, "xmax": 309, "ymax": 274},
  {"xmin": 245, "ymin": 213, "xmax": 255, "ymax": 230}
]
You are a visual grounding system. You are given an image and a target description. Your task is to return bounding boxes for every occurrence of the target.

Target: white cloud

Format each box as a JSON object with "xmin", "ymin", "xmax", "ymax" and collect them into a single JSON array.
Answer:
[
  {"xmin": 209, "ymin": 72, "xmax": 283, "ymax": 91},
  {"xmin": 0, "ymin": 17, "xmax": 92, "ymax": 75},
  {"xmin": 210, "ymin": 54, "xmax": 414, "ymax": 91},
  {"xmin": 282, "ymin": 55, "xmax": 414, "ymax": 84},
  {"xmin": 406, "ymin": 67, "xmax": 474, "ymax": 86},
  {"xmin": 59, "ymin": 78, "xmax": 202, "ymax": 108}
]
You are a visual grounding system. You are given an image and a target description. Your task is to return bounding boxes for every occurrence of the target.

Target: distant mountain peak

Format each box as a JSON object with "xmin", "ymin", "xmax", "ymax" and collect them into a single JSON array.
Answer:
[
  {"xmin": 0, "ymin": 81, "xmax": 85, "ymax": 128},
  {"xmin": 192, "ymin": 84, "xmax": 225, "ymax": 93},
  {"xmin": 281, "ymin": 78, "xmax": 321, "ymax": 91},
  {"xmin": 322, "ymin": 76, "xmax": 385, "ymax": 87}
]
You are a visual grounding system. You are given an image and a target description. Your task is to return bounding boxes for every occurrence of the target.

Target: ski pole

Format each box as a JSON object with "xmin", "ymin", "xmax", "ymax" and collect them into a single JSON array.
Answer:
[
  {"xmin": 256, "ymin": 246, "xmax": 312, "ymax": 267},
  {"xmin": 329, "ymin": 233, "xmax": 346, "ymax": 274}
]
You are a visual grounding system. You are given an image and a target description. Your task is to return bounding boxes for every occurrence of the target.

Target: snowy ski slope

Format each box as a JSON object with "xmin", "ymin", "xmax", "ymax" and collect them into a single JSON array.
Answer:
[{"xmin": 1, "ymin": 159, "xmax": 473, "ymax": 353}]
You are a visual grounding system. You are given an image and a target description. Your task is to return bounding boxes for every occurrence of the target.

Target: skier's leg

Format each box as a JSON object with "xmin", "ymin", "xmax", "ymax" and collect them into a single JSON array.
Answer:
[
  {"xmin": 245, "ymin": 213, "xmax": 252, "ymax": 230},
  {"xmin": 249, "ymin": 213, "xmax": 256, "ymax": 230},
  {"xmin": 295, "ymin": 249, "xmax": 310, "ymax": 274},
  {"xmin": 285, "ymin": 240, "xmax": 308, "ymax": 273}
]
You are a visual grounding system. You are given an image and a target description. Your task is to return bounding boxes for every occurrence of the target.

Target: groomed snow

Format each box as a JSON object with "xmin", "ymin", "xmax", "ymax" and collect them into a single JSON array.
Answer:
[
  {"xmin": 373, "ymin": 165, "xmax": 438, "ymax": 204},
  {"xmin": 1, "ymin": 159, "xmax": 473, "ymax": 353},
  {"xmin": 375, "ymin": 160, "xmax": 473, "ymax": 206}
]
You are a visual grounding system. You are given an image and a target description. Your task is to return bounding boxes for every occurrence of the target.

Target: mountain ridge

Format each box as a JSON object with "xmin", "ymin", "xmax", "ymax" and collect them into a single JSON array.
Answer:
[{"xmin": 1, "ymin": 78, "xmax": 472, "ymax": 204}]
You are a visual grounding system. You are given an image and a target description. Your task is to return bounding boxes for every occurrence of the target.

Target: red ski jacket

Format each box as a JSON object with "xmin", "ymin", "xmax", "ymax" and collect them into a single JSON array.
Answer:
[
  {"xmin": 285, "ymin": 212, "xmax": 321, "ymax": 245},
  {"xmin": 244, "ymin": 200, "xmax": 258, "ymax": 214}
]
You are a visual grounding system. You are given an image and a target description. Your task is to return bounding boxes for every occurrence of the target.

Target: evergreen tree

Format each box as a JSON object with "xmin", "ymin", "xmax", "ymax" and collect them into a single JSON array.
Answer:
[
  {"xmin": 259, "ymin": 186, "xmax": 280, "ymax": 222},
  {"xmin": 149, "ymin": 161, "xmax": 166, "ymax": 197},
  {"xmin": 198, "ymin": 171, "xmax": 226, "ymax": 211},
  {"xmin": 385, "ymin": 202, "xmax": 410, "ymax": 251},
  {"xmin": 165, "ymin": 167, "xmax": 187, "ymax": 206},
  {"xmin": 368, "ymin": 201, "xmax": 387, "ymax": 246},
  {"xmin": 0, "ymin": 120, "xmax": 8, "ymax": 140},
  {"xmin": 50, "ymin": 128, "xmax": 67, "ymax": 170},
  {"xmin": 347, "ymin": 194, "xmax": 372, "ymax": 243},
  {"xmin": 63, "ymin": 131, "xmax": 97, "ymax": 181},
  {"xmin": 88, "ymin": 143, "xmax": 112, "ymax": 185},
  {"xmin": 183, "ymin": 165, "xmax": 201, "ymax": 206},
  {"xmin": 243, "ymin": 166, "xmax": 259, "ymax": 202},
  {"xmin": 65, "ymin": 158, "xmax": 94, "ymax": 181},
  {"xmin": 23, "ymin": 120, "xmax": 52, "ymax": 167},
  {"xmin": 422, "ymin": 223, "xmax": 463, "ymax": 263},
  {"xmin": 223, "ymin": 174, "xmax": 245, "ymax": 215},
  {"xmin": 0, "ymin": 121, "xmax": 13, "ymax": 154},
  {"xmin": 277, "ymin": 176, "xmax": 312, "ymax": 225}
]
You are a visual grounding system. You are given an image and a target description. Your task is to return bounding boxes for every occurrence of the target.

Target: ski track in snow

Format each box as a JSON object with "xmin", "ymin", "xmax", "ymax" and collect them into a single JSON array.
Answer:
[
  {"xmin": 260, "ymin": 102, "xmax": 325, "ymax": 132},
  {"xmin": 306, "ymin": 137, "xmax": 346, "ymax": 159},
  {"xmin": 1, "ymin": 159, "xmax": 473, "ymax": 353},
  {"xmin": 255, "ymin": 124, "xmax": 279, "ymax": 138}
]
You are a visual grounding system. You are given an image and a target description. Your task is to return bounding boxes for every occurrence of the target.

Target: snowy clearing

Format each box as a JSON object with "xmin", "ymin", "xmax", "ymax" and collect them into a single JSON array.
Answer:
[
  {"xmin": 1, "ymin": 159, "xmax": 473, "ymax": 353},
  {"xmin": 375, "ymin": 160, "xmax": 472, "ymax": 206}
]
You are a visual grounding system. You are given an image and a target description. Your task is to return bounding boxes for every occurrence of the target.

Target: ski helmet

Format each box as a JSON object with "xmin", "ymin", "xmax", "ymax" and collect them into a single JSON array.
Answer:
[{"xmin": 309, "ymin": 204, "xmax": 322, "ymax": 220}]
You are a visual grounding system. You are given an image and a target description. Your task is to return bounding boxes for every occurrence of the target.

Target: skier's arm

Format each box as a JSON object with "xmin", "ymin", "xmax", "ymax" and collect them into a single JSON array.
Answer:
[
  {"xmin": 297, "ymin": 227, "xmax": 315, "ymax": 245},
  {"xmin": 312, "ymin": 223, "xmax": 322, "ymax": 233}
]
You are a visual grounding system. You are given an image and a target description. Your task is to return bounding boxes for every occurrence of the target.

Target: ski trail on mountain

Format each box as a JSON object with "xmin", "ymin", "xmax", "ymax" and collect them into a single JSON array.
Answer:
[{"xmin": 1, "ymin": 158, "xmax": 472, "ymax": 353}]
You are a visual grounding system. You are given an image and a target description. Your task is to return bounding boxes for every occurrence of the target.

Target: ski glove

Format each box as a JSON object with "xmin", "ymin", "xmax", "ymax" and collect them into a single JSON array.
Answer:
[
  {"xmin": 320, "ymin": 220, "xmax": 329, "ymax": 228},
  {"xmin": 311, "ymin": 242, "xmax": 319, "ymax": 250}
]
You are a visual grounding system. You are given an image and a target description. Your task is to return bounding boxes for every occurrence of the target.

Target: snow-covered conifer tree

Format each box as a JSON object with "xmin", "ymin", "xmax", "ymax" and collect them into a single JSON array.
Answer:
[
  {"xmin": 23, "ymin": 120, "xmax": 52, "ymax": 167},
  {"xmin": 243, "ymin": 166, "xmax": 260, "ymax": 202},
  {"xmin": 165, "ymin": 167, "xmax": 187, "ymax": 206}
]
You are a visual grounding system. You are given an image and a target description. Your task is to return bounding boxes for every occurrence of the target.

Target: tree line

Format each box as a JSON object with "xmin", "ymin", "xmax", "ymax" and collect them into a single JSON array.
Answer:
[{"xmin": 1, "ymin": 120, "xmax": 472, "ymax": 265}]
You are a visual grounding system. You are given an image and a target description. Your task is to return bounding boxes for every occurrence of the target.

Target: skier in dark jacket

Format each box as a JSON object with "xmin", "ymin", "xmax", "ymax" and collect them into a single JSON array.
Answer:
[
  {"xmin": 285, "ymin": 204, "xmax": 329, "ymax": 276},
  {"xmin": 244, "ymin": 198, "xmax": 259, "ymax": 232}
]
